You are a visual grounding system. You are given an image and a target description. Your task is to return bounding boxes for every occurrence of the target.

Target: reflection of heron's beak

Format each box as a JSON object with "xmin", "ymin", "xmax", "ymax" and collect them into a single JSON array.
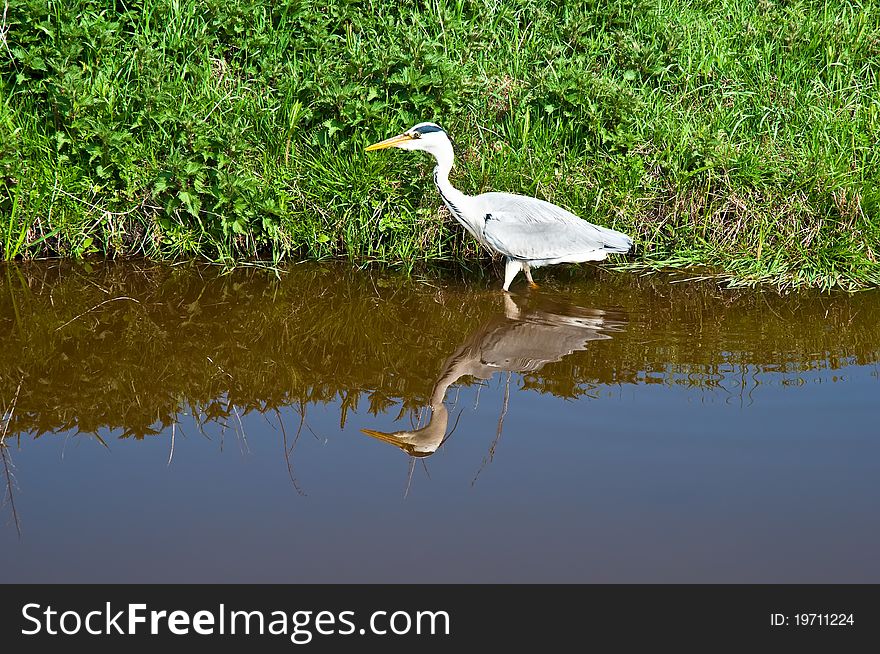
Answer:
[
  {"xmin": 360, "ymin": 427, "xmax": 434, "ymax": 458},
  {"xmin": 360, "ymin": 427, "xmax": 409, "ymax": 447},
  {"xmin": 365, "ymin": 133, "xmax": 413, "ymax": 151}
]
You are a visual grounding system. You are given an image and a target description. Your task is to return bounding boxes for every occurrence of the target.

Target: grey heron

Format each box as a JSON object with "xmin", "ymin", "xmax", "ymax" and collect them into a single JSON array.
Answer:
[{"xmin": 366, "ymin": 122, "xmax": 634, "ymax": 291}]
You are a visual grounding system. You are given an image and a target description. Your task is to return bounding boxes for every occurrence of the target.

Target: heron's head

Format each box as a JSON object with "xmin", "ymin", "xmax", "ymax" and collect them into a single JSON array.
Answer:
[{"xmin": 365, "ymin": 122, "xmax": 454, "ymax": 162}]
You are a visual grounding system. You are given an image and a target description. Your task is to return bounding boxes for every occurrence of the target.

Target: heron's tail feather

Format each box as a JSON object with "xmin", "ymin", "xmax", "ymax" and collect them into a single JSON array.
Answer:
[{"xmin": 595, "ymin": 224, "xmax": 634, "ymax": 254}]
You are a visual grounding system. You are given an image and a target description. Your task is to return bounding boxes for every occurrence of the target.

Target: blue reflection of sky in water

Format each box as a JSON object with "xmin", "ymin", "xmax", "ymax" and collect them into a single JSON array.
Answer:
[{"xmin": 2, "ymin": 363, "xmax": 877, "ymax": 583}]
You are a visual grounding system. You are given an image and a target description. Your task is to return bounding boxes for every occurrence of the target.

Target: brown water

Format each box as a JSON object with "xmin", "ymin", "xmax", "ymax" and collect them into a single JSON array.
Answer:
[{"xmin": 1, "ymin": 261, "xmax": 878, "ymax": 582}]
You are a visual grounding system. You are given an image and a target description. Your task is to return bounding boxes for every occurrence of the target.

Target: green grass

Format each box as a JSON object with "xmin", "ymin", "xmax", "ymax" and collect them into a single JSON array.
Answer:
[{"xmin": 1, "ymin": 0, "xmax": 879, "ymax": 289}]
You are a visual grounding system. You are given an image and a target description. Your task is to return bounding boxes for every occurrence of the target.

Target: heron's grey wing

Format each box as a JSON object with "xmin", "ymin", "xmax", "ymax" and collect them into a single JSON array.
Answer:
[{"xmin": 477, "ymin": 192, "xmax": 632, "ymax": 260}]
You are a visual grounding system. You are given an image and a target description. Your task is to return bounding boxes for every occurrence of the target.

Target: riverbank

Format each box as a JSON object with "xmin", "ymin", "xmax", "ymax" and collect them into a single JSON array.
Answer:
[{"xmin": 2, "ymin": 1, "xmax": 879, "ymax": 289}]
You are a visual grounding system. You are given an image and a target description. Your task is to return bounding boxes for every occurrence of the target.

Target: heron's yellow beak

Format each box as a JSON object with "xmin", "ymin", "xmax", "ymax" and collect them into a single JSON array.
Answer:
[{"xmin": 365, "ymin": 133, "xmax": 413, "ymax": 151}]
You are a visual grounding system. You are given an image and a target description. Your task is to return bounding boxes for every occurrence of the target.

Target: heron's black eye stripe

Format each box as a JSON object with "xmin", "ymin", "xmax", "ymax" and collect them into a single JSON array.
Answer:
[{"xmin": 414, "ymin": 125, "xmax": 445, "ymax": 135}]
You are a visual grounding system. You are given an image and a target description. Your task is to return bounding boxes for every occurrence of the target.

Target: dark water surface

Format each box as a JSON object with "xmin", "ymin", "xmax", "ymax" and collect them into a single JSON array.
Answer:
[{"xmin": 1, "ymin": 261, "xmax": 878, "ymax": 582}]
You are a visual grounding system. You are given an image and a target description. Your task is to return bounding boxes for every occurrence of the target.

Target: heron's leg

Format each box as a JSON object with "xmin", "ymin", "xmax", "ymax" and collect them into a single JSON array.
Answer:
[
  {"xmin": 523, "ymin": 263, "xmax": 538, "ymax": 289},
  {"xmin": 502, "ymin": 258, "xmax": 521, "ymax": 291}
]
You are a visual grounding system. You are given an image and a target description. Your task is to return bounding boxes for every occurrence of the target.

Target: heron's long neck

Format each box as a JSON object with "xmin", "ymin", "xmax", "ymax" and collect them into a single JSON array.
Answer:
[{"xmin": 432, "ymin": 150, "xmax": 484, "ymax": 241}]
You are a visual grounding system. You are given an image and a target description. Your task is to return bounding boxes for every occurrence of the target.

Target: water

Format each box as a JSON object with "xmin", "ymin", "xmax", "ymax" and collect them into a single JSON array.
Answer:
[{"xmin": 1, "ymin": 261, "xmax": 878, "ymax": 582}]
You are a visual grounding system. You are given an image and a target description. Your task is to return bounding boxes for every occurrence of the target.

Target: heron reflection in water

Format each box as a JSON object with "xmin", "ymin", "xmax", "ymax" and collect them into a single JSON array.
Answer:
[{"xmin": 361, "ymin": 294, "xmax": 626, "ymax": 463}]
